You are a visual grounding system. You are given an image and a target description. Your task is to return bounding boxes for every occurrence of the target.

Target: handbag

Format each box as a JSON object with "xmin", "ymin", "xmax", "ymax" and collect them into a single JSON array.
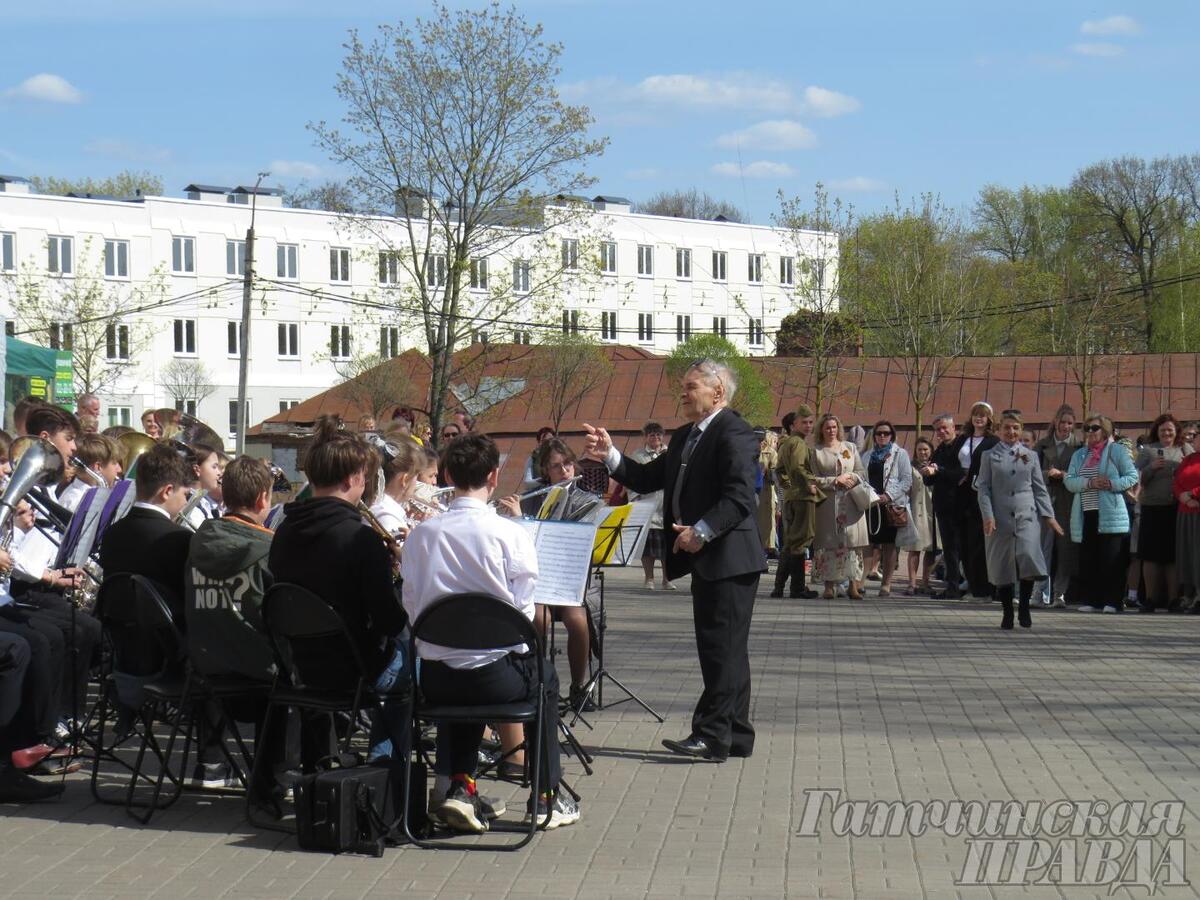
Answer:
[
  {"xmin": 878, "ymin": 446, "xmax": 910, "ymax": 527},
  {"xmin": 294, "ymin": 759, "xmax": 428, "ymax": 856}
]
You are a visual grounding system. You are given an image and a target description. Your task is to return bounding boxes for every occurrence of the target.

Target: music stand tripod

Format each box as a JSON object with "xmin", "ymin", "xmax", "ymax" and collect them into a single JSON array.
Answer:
[{"xmin": 570, "ymin": 522, "xmax": 664, "ymax": 726}]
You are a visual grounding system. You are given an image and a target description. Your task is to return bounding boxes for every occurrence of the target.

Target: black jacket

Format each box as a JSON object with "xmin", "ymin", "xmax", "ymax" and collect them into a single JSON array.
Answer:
[
  {"xmin": 950, "ymin": 433, "xmax": 999, "ymax": 514},
  {"xmin": 925, "ymin": 441, "xmax": 964, "ymax": 512},
  {"xmin": 99, "ymin": 506, "xmax": 192, "ymax": 625},
  {"xmin": 268, "ymin": 496, "xmax": 405, "ymax": 679},
  {"xmin": 613, "ymin": 408, "xmax": 766, "ymax": 582}
]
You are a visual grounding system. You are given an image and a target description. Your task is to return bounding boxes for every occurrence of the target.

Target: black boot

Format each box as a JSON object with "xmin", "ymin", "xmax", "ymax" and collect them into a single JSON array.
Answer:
[
  {"xmin": 790, "ymin": 556, "xmax": 817, "ymax": 599},
  {"xmin": 770, "ymin": 555, "xmax": 790, "ymax": 598},
  {"xmin": 993, "ymin": 600, "xmax": 1012, "ymax": 633},
  {"xmin": 1018, "ymin": 598, "xmax": 1032, "ymax": 628}
]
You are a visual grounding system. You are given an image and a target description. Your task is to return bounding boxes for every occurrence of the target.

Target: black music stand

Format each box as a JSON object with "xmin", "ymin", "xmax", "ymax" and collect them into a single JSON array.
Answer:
[{"xmin": 570, "ymin": 520, "xmax": 664, "ymax": 724}]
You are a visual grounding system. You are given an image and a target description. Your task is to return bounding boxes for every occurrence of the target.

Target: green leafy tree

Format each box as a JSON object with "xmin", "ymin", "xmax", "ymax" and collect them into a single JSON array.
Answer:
[
  {"xmin": 666, "ymin": 334, "xmax": 773, "ymax": 426},
  {"xmin": 28, "ymin": 170, "xmax": 163, "ymax": 198}
]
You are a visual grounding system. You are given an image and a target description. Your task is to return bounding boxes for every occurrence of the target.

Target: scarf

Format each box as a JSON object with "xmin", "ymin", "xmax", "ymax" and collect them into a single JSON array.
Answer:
[
  {"xmin": 1085, "ymin": 439, "xmax": 1108, "ymax": 468},
  {"xmin": 869, "ymin": 443, "xmax": 892, "ymax": 466}
]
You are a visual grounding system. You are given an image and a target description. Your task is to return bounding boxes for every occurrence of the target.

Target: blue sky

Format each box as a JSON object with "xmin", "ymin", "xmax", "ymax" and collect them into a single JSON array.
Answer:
[{"xmin": 2, "ymin": 1, "xmax": 1196, "ymax": 223}]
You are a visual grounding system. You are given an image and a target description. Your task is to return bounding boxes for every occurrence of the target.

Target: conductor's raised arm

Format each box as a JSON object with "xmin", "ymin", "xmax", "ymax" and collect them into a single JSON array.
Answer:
[{"xmin": 582, "ymin": 421, "xmax": 669, "ymax": 497}]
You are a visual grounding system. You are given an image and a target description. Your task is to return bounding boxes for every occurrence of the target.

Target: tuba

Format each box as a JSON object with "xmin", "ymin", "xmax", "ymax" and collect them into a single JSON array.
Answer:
[
  {"xmin": 0, "ymin": 437, "xmax": 65, "ymax": 533},
  {"xmin": 117, "ymin": 431, "xmax": 157, "ymax": 476}
]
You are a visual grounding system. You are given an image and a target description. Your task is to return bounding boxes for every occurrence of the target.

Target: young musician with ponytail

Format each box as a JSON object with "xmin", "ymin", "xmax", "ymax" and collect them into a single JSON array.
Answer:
[
  {"xmin": 268, "ymin": 416, "xmax": 410, "ymax": 769},
  {"xmin": 368, "ymin": 436, "xmax": 426, "ymax": 541}
]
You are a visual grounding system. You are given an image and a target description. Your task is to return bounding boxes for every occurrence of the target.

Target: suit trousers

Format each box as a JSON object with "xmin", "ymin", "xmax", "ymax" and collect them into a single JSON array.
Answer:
[
  {"xmin": 933, "ymin": 504, "xmax": 961, "ymax": 595},
  {"xmin": 16, "ymin": 592, "xmax": 102, "ymax": 722},
  {"xmin": 690, "ymin": 571, "xmax": 758, "ymax": 756},
  {"xmin": 1079, "ymin": 511, "xmax": 1126, "ymax": 610},
  {"xmin": 0, "ymin": 608, "xmax": 64, "ymax": 743}
]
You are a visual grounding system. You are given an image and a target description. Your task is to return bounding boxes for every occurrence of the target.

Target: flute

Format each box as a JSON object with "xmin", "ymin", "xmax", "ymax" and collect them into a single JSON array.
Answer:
[{"xmin": 489, "ymin": 475, "xmax": 582, "ymax": 508}]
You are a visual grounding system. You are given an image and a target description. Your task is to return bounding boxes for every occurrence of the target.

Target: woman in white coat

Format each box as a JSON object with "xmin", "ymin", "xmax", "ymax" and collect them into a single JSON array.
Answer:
[{"xmin": 977, "ymin": 411, "xmax": 1063, "ymax": 629}]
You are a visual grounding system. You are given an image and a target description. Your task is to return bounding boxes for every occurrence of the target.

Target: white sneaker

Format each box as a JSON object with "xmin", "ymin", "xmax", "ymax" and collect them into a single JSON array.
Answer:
[
  {"xmin": 643, "ymin": 579, "xmax": 656, "ymax": 590},
  {"xmin": 529, "ymin": 792, "xmax": 581, "ymax": 830},
  {"xmin": 1052, "ymin": 596, "xmax": 1067, "ymax": 609},
  {"xmin": 661, "ymin": 581, "xmax": 677, "ymax": 591},
  {"xmin": 1077, "ymin": 606, "xmax": 1100, "ymax": 612},
  {"xmin": 1102, "ymin": 605, "xmax": 1120, "ymax": 614}
]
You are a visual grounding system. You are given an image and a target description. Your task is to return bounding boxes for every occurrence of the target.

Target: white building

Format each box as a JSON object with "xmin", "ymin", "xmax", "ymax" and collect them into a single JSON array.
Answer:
[{"xmin": 0, "ymin": 175, "xmax": 836, "ymax": 439}]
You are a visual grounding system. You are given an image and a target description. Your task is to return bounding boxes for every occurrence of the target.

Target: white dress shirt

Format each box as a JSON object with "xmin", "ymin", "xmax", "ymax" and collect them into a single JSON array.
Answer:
[
  {"xmin": 56, "ymin": 479, "xmax": 89, "ymax": 513},
  {"xmin": 400, "ymin": 496, "xmax": 538, "ymax": 669}
]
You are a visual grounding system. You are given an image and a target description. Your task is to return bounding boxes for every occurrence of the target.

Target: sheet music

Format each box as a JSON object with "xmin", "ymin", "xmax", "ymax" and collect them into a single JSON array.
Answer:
[
  {"xmin": 521, "ymin": 519, "xmax": 597, "ymax": 606},
  {"xmin": 589, "ymin": 500, "xmax": 656, "ymax": 566}
]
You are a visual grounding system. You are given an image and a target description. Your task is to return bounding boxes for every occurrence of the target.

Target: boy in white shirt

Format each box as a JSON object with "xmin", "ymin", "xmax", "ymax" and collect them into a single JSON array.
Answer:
[{"xmin": 401, "ymin": 432, "xmax": 579, "ymax": 834}]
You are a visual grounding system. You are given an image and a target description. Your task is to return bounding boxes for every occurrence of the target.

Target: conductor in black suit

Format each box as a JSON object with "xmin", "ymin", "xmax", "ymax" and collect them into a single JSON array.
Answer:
[
  {"xmin": 584, "ymin": 358, "xmax": 765, "ymax": 762},
  {"xmin": 99, "ymin": 444, "xmax": 194, "ymax": 624}
]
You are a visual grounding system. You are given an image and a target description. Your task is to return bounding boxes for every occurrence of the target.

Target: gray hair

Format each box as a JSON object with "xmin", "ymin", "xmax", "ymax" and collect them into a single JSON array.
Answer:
[
  {"xmin": 931, "ymin": 413, "xmax": 955, "ymax": 427},
  {"xmin": 687, "ymin": 358, "xmax": 738, "ymax": 402}
]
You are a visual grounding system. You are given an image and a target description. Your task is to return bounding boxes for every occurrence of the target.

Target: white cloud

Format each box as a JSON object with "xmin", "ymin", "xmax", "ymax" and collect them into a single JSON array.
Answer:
[
  {"xmin": 1071, "ymin": 42, "xmax": 1125, "ymax": 57},
  {"xmin": 716, "ymin": 120, "xmax": 816, "ymax": 151},
  {"xmin": 828, "ymin": 176, "xmax": 887, "ymax": 193},
  {"xmin": 711, "ymin": 160, "xmax": 795, "ymax": 179},
  {"xmin": 1080, "ymin": 15, "xmax": 1141, "ymax": 36},
  {"xmin": 624, "ymin": 167, "xmax": 661, "ymax": 180},
  {"xmin": 4, "ymin": 73, "xmax": 83, "ymax": 104},
  {"xmin": 269, "ymin": 159, "xmax": 322, "ymax": 179},
  {"xmin": 84, "ymin": 138, "xmax": 172, "ymax": 163},
  {"xmin": 802, "ymin": 86, "xmax": 861, "ymax": 118}
]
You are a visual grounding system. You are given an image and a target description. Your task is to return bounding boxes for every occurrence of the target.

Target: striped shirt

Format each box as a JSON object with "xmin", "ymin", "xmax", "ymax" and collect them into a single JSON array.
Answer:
[{"xmin": 1080, "ymin": 458, "xmax": 1101, "ymax": 511}]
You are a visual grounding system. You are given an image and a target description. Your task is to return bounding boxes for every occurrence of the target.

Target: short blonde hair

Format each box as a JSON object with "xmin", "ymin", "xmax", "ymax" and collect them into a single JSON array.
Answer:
[{"xmin": 816, "ymin": 414, "xmax": 843, "ymax": 445}]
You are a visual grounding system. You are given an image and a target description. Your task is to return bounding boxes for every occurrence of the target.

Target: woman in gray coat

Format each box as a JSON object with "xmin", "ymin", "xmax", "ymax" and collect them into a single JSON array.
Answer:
[{"xmin": 977, "ymin": 411, "xmax": 1064, "ymax": 629}]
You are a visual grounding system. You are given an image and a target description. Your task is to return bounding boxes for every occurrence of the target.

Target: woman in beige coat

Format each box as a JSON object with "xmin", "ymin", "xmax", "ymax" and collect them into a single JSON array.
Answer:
[
  {"xmin": 756, "ymin": 430, "xmax": 779, "ymax": 554},
  {"xmin": 810, "ymin": 414, "xmax": 869, "ymax": 598}
]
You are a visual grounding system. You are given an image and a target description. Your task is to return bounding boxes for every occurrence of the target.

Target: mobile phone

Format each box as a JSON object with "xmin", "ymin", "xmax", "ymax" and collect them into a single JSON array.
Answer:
[{"xmin": 1157, "ymin": 448, "xmax": 1164, "ymax": 458}]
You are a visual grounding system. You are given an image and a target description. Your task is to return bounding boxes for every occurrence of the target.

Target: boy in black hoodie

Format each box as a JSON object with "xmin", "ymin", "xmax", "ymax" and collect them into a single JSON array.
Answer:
[{"xmin": 269, "ymin": 417, "xmax": 409, "ymax": 769}]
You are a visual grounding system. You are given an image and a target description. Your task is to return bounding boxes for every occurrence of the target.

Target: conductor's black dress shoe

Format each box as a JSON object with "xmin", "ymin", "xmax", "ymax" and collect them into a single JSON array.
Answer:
[{"xmin": 662, "ymin": 736, "xmax": 726, "ymax": 762}]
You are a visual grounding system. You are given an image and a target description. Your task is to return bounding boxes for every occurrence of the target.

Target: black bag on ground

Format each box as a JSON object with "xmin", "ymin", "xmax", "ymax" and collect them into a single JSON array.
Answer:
[{"xmin": 294, "ymin": 761, "xmax": 427, "ymax": 856}]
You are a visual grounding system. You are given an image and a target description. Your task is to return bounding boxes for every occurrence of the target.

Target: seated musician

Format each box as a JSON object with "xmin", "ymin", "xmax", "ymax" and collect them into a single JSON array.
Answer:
[
  {"xmin": 98, "ymin": 444, "xmax": 195, "ymax": 624},
  {"xmin": 368, "ymin": 436, "xmax": 426, "ymax": 540},
  {"xmin": 498, "ymin": 439, "xmax": 596, "ymax": 712},
  {"xmin": 56, "ymin": 432, "xmax": 123, "ymax": 515},
  {"xmin": 268, "ymin": 415, "xmax": 410, "ymax": 770},
  {"xmin": 186, "ymin": 444, "xmax": 226, "ymax": 528},
  {"xmin": 402, "ymin": 432, "xmax": 580, "ymax": 833}
]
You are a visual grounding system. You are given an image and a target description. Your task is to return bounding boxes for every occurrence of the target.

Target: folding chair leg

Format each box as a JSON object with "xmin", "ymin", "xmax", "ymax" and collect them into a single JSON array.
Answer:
[{"xmin": 245, "ymin": 701, "xmax": 291, "ymax": 834}]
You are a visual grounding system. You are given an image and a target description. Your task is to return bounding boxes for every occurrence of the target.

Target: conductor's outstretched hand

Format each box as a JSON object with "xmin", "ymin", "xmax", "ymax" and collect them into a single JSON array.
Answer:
[{"xmin": 581, "ymin": 422, "xmax": 612, "ymax": 462}]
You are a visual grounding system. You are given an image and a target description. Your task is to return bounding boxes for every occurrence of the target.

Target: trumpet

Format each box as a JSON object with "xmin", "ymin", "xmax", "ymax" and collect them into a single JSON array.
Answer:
[
  {"xmin": 173, "ymin": 488, "xmax": 210, "ymax": 531},
  {"xmin": 405, "ymin": 483, "xmax": 453, "ymax": 522},
  {"xmin": 358, "ymin": 501, "xmax": 402, "ymax": 582},
  {"xmin": 490, "ymin": 475, "xmax": 582, "ymax": 508},
  {"xmin": 70, "ymin": 456, "xmax": 109, "ymax": 488}
]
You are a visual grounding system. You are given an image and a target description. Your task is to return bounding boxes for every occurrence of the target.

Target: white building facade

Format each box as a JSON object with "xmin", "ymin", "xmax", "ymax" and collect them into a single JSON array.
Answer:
[{"xmin": 0, "ymin": 177, "xmax": 836, "ymax": 439}]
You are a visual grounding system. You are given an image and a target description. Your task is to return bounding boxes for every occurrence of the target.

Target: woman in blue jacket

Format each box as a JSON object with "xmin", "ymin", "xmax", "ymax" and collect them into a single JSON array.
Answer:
[{"xmin": 1064, "ymin": 414, "xmax": 1139, "ymax": 612}]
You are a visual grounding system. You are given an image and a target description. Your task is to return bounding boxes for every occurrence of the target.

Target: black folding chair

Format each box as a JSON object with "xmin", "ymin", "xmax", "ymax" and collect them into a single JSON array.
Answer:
[
  {"xmin": 246, "ymin": 583, "xmax": 411, "ymax": 833},
  {"xmin": 404, "ymin": 593, "xmax": 550, "ymax": 851},
  {"xmin": 91, "ymin": 573, "xmax": 259, "ymax": 825}
]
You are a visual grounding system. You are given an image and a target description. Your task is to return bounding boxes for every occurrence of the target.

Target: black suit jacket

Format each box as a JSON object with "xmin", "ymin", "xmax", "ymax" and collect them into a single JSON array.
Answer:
[
  {"xmin": 613, "ymin": 408, "xmax": 765, "ymax": 582},
  {"xmin": 99, "ymin": 506, "xmax": 192, "ymax": 625},
  {"xmin": 925, "ymin": 441, "xmax": 964, "ymax": 513}
]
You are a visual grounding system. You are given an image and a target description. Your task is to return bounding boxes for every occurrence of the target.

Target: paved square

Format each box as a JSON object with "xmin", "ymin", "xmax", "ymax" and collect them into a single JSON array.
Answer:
[{"xmin": 2, "ymin": 569, "xmax": 1198, "ymax": 899}]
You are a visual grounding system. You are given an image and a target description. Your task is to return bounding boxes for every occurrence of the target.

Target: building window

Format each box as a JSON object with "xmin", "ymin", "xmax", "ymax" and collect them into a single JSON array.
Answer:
[
  {"xmin": 173, "ymin": 318, "xmax": 197, "ymax": 355},
  {"xmin": 600, "ymin": 311, "xmax": 617, "ymax": 342},
  {"xmin": 712, "ymin": 250, "xmax": 727, "ymax": 282},
  {"xmin": 471, "ymin": 330, "xmax": 489, "ymax": 345},
  {"xmin": 277, "ymin": 322, "xmax": 300, "ymax": 358},
  {"xmin": 676, "ymin": 314, "xmax": 692, "ymax": 343},
  {"xmin": 561, "ymin": 239, "xmax": 579, "ymax": 271},
  {"xmin": 330, "ymin": 247, "xmax": 350, "ymax": 283},
  {"xmin": 4, "ymin": 322, "xmax": 13, "ymax": 337},
  {"xmin": 425, "ymin": 253, "xmax": 447, "ymax": 288},
  {"xmin": 378, "ymin": 251, "xmax": 399, "ymax": 285},
  {"xmin": 106, "ymin": 323, "xmax": 130, "ymax": 360},
  {"xmin": 469, "ymin": 257, "xmax": 488, "ymax": 291},
  {"xmin": 330, "ymin": 324, "xmax": 351, "ymax": 360},
  {"xmin": 227, "ymin": 321, "xmax": 242, "ymax": 356},
  {"xmin": 107, "ymin": 406, "xmax": 132, "ymax": 428},
  {"xmin": 49, "ymin": 322, "xmax": 73, "ymax": 351},
  {"xmin": 513, "ymin": 329, "xmax": 531, "ymax": 345},
  {"xmin": 1, "ymin": 232, "xmax": 14, "ymax": 272},
  {"xmin": 104, "ymin": 240, "xmax": 129, "ymax": 278},
  {"xmin": 512, "ymin": 260, "xmax": 530, "ymax": 293},
  {"xmin": 48, "ymin": 235, "xmax": 73, "ymax": 274},
  {"xmin": 600, "ymin": 241, "xmax": 617, "ymax": 274},
  {"xmin": 172, "ymin": 236, "xmax": 195, "ymax": 274},
  {"xmin": 279, "ymin": 399, "xmax": 299, "ymax": 414},
  {"xmin": 748, "ymin": 317, "xmax": 764, "ymax": 346},
  {"xmin": 637, "ymin": 312, "xmax": 654, "ymax": 342},
  {"xmin": 562, "ymin": 309, "xmax": 579, "ymax": 334},
  {"xmin": 228, "ymin": 399, "xmax": 251, "ymax": 437},
  {"xmin": 676, "ymin": 248, "xmax": 691, "ymax": 279},
  {"xmin": 748, "ymin": 253, "xmax": 763, "ymax": 284},
  {"xmin": 780, "ymin": 255, "xmax": 795, "ymax": 286},
  {"xmin": 277, "ymin": 243, "xmax": 298, "ymax": 279},
  {"xmin": 712, "ymin": 316, "xmax": 727, "ymax": 337},
  {"xmin": 637, "ymin": 244, "xmax": 653, "ymax": 276},
  {"xmin": 380, "ymin": 325, "xmax": 399, "ymax": 359},
  {"xmin": 174, "ymin": 398, "xmax": 198, "ymax": 417},
  {"xmin": 226, "ymin": 240, "xmax": 246, "ymax": 276}
]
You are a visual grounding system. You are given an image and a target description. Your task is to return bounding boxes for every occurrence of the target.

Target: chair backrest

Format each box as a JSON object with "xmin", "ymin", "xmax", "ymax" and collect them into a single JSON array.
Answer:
[
  {"xmin": 412, "ymin": 593, "xmax": 541, "ymax": 654},
  {"xmin": 262, "ymin": 582, "xmax": 367, "ymax": 692},
  {"xmin": 94, "ymin": 573, "xmax": 186, "ymax": 678}
]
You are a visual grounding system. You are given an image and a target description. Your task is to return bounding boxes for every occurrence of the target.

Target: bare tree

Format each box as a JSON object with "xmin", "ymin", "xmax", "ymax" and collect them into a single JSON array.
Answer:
[
  {"xmin": 528, "ymin": 333, "xmax": 613, "ymax": 433},
  {"xmin": 311, "ymin": 2, "xmax": 607, "ymax": 437},
  {"xmin": 159, "ymin": 359, "xmax": 217, "ymax": 408},
  {"xmin": 5, "ymin": 238, "xmax": 159, "ymax": 395},
  {"xmin": 28, "ymin": 170, "xmax": 163, "ymax": 198},
  {"xmin": 284, "ymin": 180, "xmax": 358, "ymax": 213},
  {"xmin": 774, "ymin": 184, "xmax": 858, "ymax": 411},
  {"xmin": 636, "ymin": 189, "xmax": 745, "ymax": 223},
  {"xmin": 332, "ymin": 352, "xmax": 417, "ymax": 423}
]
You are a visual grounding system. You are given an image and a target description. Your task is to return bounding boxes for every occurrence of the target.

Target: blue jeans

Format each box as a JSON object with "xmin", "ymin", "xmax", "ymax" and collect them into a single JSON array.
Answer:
[{"xmin": 367, "ymin": 638, "xmax": 412, "ymax": 765}]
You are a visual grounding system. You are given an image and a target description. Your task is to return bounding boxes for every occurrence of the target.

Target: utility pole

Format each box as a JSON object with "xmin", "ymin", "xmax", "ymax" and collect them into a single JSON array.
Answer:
[{"xmin": 235, "ymin": 171, "xmax": 269, "ymax": 455}]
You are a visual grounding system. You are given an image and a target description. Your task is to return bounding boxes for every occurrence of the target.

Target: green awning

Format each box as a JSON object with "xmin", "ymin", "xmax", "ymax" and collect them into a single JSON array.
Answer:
[{"xmin": 5, "ymin": 335, "xmax": 58, "ymax": 379}]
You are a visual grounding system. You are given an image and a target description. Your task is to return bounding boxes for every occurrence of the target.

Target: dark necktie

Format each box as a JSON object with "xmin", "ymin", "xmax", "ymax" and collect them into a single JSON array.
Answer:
[{"xmin": 671, "ymin": 426, "xmax": 703, "ymax": 522}]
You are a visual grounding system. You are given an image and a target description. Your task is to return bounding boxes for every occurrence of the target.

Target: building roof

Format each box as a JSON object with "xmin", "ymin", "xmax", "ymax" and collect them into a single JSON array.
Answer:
[
  {"xmin": 0, "ymin": 174, "xmax": 31, "ymax": 184},
  {"xmin": 182, "ymin": 183, "xmax": 234, "ymax": 194},
  {"xmin": 231, "ymin": 185, "xmax": 285, "ymax": 196},
  {"xmin": 593, "ymin": 195, "xmax": 632, "ymax": 205}
]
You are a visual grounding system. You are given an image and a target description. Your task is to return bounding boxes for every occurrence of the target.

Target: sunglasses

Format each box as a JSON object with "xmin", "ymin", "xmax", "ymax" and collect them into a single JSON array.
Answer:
[
  {"xmin": 874, "ymin": 431, "xmax": 892, "ymax": 437},
  {"xmin": 1084, "ymin": 424, "xmax": 1104, "ymax": 433},
  {"xmin": 441, "ymin": 431, "xmax": 459, "ymax": 438}
]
